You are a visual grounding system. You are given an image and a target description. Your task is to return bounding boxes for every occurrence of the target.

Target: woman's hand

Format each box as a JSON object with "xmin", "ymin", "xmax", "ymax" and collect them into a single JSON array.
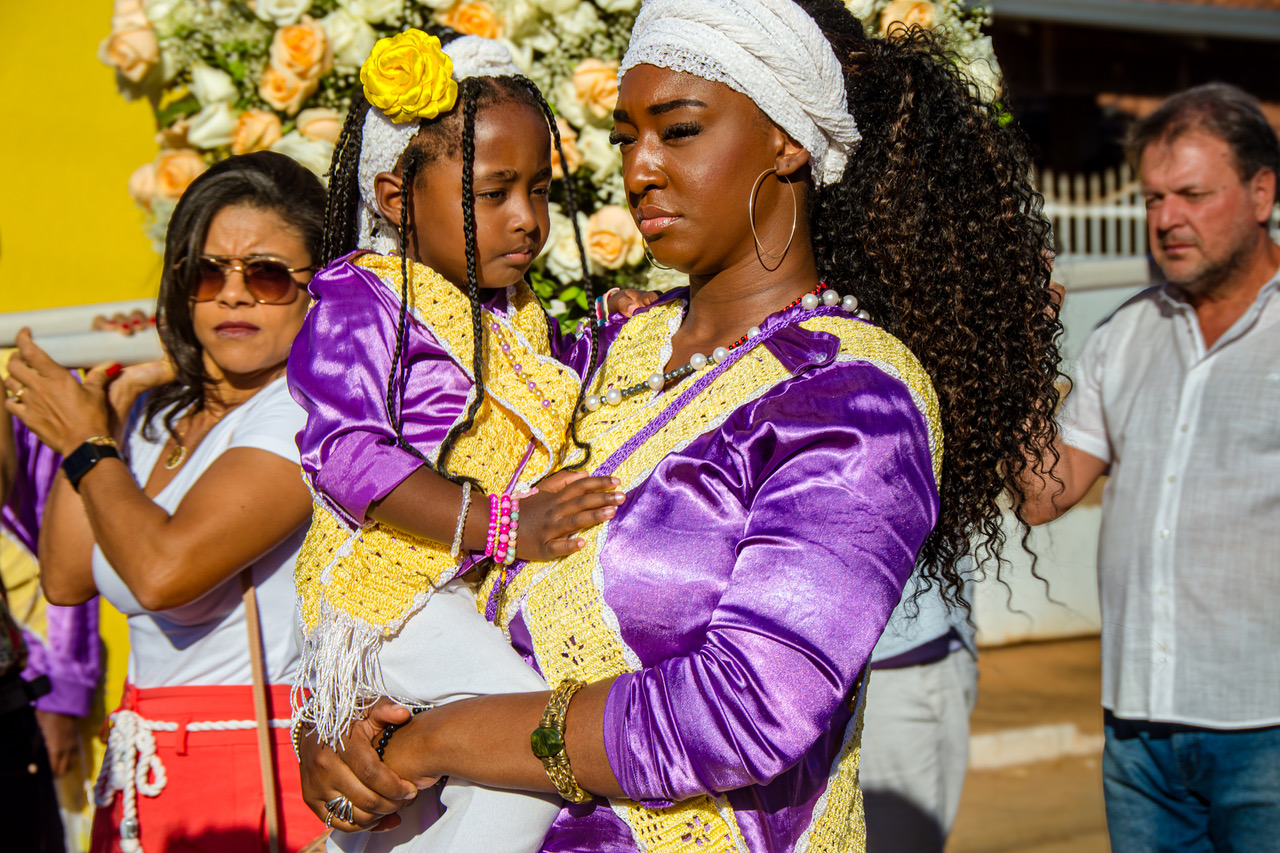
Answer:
[
  {"xmin": 514, "ymin": 471, "xmax": 625, "ymax": 561},
  {"xmin": 4, "ymin": 329, "xmax": 116, "ymax": 456},
  {"xmin": 91, "ymin": 310, "xmax": 152, "ymax": 337},
  {"xmin": 106, "ymin": 359, "xmax": 175, "ymax": 434},
  {"xmin": 299, "ymin": 700, "xmax": 425, "ymax": 833}
]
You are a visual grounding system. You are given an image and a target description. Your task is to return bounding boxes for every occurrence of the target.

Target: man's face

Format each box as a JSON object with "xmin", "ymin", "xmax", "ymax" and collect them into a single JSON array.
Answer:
[{"xmin": 1140, "ymin": 130, "xmax": 1274, "ymax": 298}]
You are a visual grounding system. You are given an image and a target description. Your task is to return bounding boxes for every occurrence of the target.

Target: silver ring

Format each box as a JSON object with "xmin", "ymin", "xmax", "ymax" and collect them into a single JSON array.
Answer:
[{"xmin": 325, "ymin": 795, "xmax": 354, "ymax": 825}]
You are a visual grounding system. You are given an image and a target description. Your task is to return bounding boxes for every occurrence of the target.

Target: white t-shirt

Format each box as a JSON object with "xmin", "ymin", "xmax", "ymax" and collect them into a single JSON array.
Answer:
[{"xmin": 92, "ymin": 376, "xmax": 308, "ymax": 689}]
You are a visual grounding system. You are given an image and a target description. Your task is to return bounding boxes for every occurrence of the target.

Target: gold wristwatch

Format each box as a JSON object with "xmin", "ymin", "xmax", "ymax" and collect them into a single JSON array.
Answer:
[{"xmin": 531, "ymin": 678, "xmax": 591, "ymax": 803}]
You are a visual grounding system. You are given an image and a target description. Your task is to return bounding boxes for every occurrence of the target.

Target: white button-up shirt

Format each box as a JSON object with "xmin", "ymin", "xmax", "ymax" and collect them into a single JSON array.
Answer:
[{"xmin": 1060, "ymin": 270, "xmax": 1280, "ymax": 729}]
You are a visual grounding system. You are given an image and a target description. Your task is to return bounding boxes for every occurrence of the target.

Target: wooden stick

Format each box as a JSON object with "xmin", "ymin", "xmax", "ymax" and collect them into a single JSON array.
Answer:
[{"xmin": 242, "ymin": 572, "xmax": 282, "ymax": 853}]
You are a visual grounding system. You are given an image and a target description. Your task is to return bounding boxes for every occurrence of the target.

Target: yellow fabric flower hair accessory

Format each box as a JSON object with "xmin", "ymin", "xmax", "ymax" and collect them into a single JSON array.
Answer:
[{"xmin": 360, "ymin": 30, "xmax": 458, "ymax": 123}]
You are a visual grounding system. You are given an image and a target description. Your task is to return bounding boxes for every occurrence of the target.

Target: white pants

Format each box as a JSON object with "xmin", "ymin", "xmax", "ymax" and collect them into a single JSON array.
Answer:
[
  {"xmin": 330, "ymin": 581, "xmax": 561, "ymax": 853},
  {"xmin": 859, "ymin": 648, "xmax": 978, "ymax": 853}
]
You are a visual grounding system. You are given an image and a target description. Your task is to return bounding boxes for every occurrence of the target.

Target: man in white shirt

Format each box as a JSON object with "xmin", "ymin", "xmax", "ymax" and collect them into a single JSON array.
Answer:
[{"xmin": 1020, "ymin": 83, "xmax": 1280, "ymax": 852}]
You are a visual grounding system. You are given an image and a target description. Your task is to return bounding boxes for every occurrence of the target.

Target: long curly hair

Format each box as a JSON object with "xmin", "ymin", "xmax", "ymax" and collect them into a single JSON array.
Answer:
[
  {"xmin": 794, "ymin": 0, "xmax": 1065, "ymax": 606},
  {"xmin": 323, "ymin": 52, "xmax": 596, "ymax": 482}
]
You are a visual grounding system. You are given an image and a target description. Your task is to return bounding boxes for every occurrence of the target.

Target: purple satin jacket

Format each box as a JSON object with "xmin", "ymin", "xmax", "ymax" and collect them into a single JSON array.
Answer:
[
  {"xmin": 506, "ymin": 292, "xmax": 939, "ymax": 851},
  {"xmin": 3, "ymin": 418, "xmax": 102, "ymax": 717}
]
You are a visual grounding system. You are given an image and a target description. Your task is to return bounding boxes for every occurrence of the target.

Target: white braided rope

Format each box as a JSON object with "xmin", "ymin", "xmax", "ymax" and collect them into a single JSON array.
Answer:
[
  {"xmin": 93, "ymin": 709, "xmax": 289, "ymax": 853},
  {"xmin": 356, "ymin": 35, "xmax": 527, "ymax": 254},
  {"xmin": 621, "ymin": 0, "xmax": 860, "ymax": 185}
]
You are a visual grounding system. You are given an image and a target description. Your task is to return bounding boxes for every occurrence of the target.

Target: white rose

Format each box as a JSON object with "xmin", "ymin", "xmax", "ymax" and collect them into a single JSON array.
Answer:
[
  {"xmin": 958, "ymin": 36, "xmax": 1002, "ymax": 104},
  {"xmin": 322, "ymin": 10, "xmax": 377, "ymax": 73},
  {"xmin": 271, "ymin": 131, "xmax": 335, "ymax": 180},
  {"xmin": 553, "ymin": 78, "xmax": 588, "ymax": 129},
  {"xmin": 529, "ymin": 0, "xmax": 576, "ymax": 15},
  {"xmin": 190, "ymin": 62, "xmax": 238, "ymax": 106},
  {"xmin": 577, "ymin": 124, "xmax": 621, "ymax": 184},
  {"xmin": 253, "ymin": 0, "xmax": 311, "ymax": 26},
  {"xmin": 186, "ymin": 103, "xmax": 241, "ymax": 149},
  {"xmin": 842, "ymin": 0, "xmax": 876, "ymax": 22},
  {"xmin": 143, "ymin": 0, "xmax": 195, "ymax": 35},
  {"xmin": 415, "ymin": 0, "xmax": 454, "ymax": 10},
  {"xmin": 493, "ymin": 0, "xmax": 539, "ymax": 38},
  {"xmin": 595, "ymin": 0, "xmax": 639, "ymax": 14},
  {"xmin": 558, "ymin": 2, "xmax": 600, "ymax": 39},
  {"xmin": 341, "ymin": 0, "xmax": 402, "ymax": 23},
  {"xmin": 540, "ymin": 204, "xmax": 592, "ymax": 281}
]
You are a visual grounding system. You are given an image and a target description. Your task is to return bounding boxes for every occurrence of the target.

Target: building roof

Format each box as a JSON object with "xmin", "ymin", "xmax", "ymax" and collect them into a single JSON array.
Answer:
[{"xmin": 990, "ymin": 0, "xmax": 1280, "ymax": 41}]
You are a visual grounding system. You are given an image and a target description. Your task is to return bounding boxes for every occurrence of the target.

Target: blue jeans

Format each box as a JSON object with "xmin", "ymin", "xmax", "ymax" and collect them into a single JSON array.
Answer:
[{"xmin": 1103, "ymin": 711, "xmax": 1280, "ymax": 852}]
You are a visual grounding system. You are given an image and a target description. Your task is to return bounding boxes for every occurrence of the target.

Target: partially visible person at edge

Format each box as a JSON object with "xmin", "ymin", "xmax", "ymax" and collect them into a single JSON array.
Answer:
[
  {"xmin": 0, "ymin": 411, "xmax": 66, "ymax": 852},
  {"xmin": 288, "ymin": 32, "xmax": 637, "ymax": 853},
  {"xmin": 4, "ymin": 151, "xmax": 330, "ymax": 853},
  {"xmin": 296, "ymin": 0, "xmax": 1062, "ymax": 850},
  {"xmin": 1019, "ymin": 83, "xmax": 1280, "ymax": 852}
]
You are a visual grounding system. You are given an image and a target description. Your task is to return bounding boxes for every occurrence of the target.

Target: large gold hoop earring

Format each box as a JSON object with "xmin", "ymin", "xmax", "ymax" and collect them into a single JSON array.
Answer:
[
  {"xmin": 748, "ymin": 167, "xmax": 798, "ymax": 269},
  {"xmin": 643, "ymin": 242, "xmax": 672, "ymax": 271}
]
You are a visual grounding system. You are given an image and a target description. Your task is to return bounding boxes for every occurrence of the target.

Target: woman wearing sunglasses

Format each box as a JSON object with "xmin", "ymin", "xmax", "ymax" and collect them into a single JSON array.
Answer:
[{"xmin": 4, "ymin": 151, "xmax": 328, "ymax": 852}]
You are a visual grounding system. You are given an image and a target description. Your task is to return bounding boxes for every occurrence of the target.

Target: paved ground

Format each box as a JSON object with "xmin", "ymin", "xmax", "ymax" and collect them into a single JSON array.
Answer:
[{"xmin": 947, "ymin": 637, "xmax": 1111, "ymax": 853}]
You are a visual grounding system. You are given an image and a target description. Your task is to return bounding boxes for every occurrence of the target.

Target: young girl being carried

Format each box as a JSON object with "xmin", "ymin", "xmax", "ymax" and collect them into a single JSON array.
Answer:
[{"xmin": 287, "ymin": 31, "xmax": 631, "ymax": 853}]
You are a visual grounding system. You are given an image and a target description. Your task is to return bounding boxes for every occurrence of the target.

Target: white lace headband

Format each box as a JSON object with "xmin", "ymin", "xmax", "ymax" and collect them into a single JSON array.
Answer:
[
  {"xmin": 620, "ymin": 0, "xmax": 860, "ymax": 186},
  {"xmin": 357, "ymin": 36, "xmax": 526, "ymax": 254}
]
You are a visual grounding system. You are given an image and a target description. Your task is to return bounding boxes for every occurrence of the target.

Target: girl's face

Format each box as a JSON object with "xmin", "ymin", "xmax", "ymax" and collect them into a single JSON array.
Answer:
[
  {"xmin": 386, "ymin": 100, "xmax": 553, "ymax": 291},
  {"xmin": 611, "ymin": 64, "xmax": 788, "ymax": 276}
]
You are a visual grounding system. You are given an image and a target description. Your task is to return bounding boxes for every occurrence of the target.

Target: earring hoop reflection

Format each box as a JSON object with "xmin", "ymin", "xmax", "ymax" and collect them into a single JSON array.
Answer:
[
  {"xmin": 643, "ymin": 243, "xmax": 672, "ymax": 271},
  {"xmin": 748, "ymin": 167, "xmax": 798, "ymax": 269}
]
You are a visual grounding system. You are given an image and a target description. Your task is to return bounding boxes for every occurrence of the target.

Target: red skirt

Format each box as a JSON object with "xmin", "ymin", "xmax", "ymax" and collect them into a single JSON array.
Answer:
[{"xmin": 91, "ymin": 683, "xmax": 327, "ymax": 853}]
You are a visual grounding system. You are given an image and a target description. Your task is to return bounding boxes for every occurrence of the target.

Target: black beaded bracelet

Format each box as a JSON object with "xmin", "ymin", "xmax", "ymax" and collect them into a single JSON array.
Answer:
[{"xmin": 376, "ymin": 705, "xmax": 429, "ymax": 761}]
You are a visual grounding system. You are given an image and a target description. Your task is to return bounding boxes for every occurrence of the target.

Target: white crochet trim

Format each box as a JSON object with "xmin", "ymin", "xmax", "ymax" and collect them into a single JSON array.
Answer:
[
  {"xmin": 621, "ymin": 0, "xmax": 860, "ymax": 185},
  {"xmin": 356, "ymin": 36, "xmax": 527, "ymax": 254},
  {"xmin": 93, "ymin": 709, "xmax": 289, "ymax": 853}
]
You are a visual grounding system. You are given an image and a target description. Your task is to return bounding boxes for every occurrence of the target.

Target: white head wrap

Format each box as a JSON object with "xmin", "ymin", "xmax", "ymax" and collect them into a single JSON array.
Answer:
[
  {"xmin": 356, "ymin": 36, "xmax": 526, "ymax": 254},
  {"xmin": 620, "ymin": 0, "xmax": 860, "ymax": 185}
]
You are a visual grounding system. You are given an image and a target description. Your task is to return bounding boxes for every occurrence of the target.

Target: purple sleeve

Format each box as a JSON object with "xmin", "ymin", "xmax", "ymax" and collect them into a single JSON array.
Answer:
[
  {"xmin": 602, "ymin": 363, "xmax": 939, "ymax": 802},
  {"xmin": 22, "ymin": 601, "xmax": 101, "ymax": 718},
  {"xmin": 287, "ymin": 262, "xmax": 465, "ymax": 523}
]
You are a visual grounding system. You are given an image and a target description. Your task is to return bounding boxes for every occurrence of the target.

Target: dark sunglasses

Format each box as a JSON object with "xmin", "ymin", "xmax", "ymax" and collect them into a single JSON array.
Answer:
[{"xmin": 180, "ymin": 255, "xmax": 314, "ymax": 304}]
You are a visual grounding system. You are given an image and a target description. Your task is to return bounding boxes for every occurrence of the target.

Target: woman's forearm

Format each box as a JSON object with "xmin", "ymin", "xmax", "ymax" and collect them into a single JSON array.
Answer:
[
  {"xmin": 38, "ymin": 473, "xmax": 102, "ymax": 606},
  {"xmin": 384, "ymin": 678, "xmax": 625, "ymax": 799}
]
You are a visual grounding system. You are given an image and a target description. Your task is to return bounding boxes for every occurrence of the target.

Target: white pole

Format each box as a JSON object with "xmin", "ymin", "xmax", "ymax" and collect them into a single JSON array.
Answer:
[
  {"xmin": 0, "ymin": 300, "xmax": 156, "ymax": 347},
  {"xmin": 25, "ymin": 329, "xmax": 165, "ymax": 368}
]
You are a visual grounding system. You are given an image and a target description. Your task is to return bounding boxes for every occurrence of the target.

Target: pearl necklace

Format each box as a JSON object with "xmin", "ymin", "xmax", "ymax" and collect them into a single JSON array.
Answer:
[{"xmin": 584, "ymin": 287, "xmax": 869, "ymax": 411}]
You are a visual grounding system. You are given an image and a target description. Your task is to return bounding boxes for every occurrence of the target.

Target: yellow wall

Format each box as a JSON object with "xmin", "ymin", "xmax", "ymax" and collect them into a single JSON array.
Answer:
[{"xmin": 0, "ymin": 1, "xmax": 164, "ymax": 313}]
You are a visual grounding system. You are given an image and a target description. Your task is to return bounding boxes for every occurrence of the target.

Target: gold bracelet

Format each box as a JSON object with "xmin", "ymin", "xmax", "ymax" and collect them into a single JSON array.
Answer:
[
  {"xmin": 83, "ymin": 435, "xmax": 118, "ymax": 448},
  {"xmin": 530, "ymin": 678, "xmax": 591, "ymax": 803}
]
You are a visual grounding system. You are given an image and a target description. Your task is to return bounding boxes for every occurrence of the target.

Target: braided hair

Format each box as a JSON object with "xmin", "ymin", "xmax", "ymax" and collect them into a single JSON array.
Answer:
[
  {"xmin": 791, "ymin": 0, "xmax": 1065, "ymax": 607},
  {"xmin": 322, "ymin": 66, "xmax": 595, "ymax": 483}
]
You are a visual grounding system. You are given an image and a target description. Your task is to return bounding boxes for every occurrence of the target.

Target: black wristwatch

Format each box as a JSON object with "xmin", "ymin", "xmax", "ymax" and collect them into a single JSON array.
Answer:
[{"xmin": 61, "ymin": 438, "xmax": 121, "ymax": 491}]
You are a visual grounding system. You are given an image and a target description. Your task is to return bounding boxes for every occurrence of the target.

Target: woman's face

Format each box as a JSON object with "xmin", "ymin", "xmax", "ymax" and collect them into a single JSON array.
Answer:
[
  {"xmin": 404, "ymin": 100, "xmax": 553, "ymax": 291},
  {"xmin": 191, "ymin": 204, "xmax": 311, "ymax": 384},
  {"xmin": 612, "ymin": 64, "xmax": 787, "ymax": 275}
]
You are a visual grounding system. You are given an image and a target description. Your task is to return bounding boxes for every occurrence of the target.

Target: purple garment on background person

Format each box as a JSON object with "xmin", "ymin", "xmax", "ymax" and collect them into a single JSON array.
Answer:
[
  {"xmin": 287, "ymin": 253, "xmax": 587, "ymax": 524},
  {"xmin": 3, "ymin": 417, "xmax": 102, "ymax": 718},
  {"xmin": 503, "ymin": 293, "xmax": 940, "ymax": 852}
]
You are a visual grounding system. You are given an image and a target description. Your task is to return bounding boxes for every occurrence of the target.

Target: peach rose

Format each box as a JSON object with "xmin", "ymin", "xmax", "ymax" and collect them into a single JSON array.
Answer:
[
  {"xmin": 110, "ymin": 0, "xmax": 148, "ymax": 31},
  {"xmin": 154, "ymin": 149, "xmax": 207, "ymax": 201},
  {"xmin": 231, "ymin": 109, "xmax": 284, "ymax": 154},
  {"xmin": 128, "ymin": 162, "xmax": 157, "ymax": 211},
  {"xmin": 154, "ymin": 118, "xmax": 191, "ymax": 149},
  {"xmin": 296, "ymin": 107, "xmax": 343, "ymax": 144},
  {"xmin": 572, "ymin": 58, "xmax": 619, "ymax": 121},
  {"xmin": 551, "ymin": 118, "xmax": 582, "ymax": 180},
  {"xmin": 586, "ymin": 205, "xmax": 644, "ymax": 270},
  {"xmin": 269, "ymin": 15, "xmax": 332, "ymax": 83},
  {"xmin": 437, "ymin": 1, "xmax": 504, "ymax": 40},
  {"xmin": 880, "ymin": 0, "xmax": 936, "ymax": 33},
  {"xmin": 259, "ymin": 65, "xmax": 316, "ymax": 115},
  {"xmin": 99, "ymin": 26, "xmax": 159, "ymax": 83}
]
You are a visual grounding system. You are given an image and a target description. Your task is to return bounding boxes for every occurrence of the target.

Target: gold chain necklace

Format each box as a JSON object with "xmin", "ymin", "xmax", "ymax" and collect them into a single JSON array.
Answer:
[{"xmin": 163, "ymin": 408, "xmax": 229, "ymax": 470}]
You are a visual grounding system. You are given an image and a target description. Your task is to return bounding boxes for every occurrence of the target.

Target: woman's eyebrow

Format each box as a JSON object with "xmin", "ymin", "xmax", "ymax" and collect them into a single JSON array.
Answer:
[{"xmin": 613, "ymin": 98, "xmax": 710, "ymax": 124}]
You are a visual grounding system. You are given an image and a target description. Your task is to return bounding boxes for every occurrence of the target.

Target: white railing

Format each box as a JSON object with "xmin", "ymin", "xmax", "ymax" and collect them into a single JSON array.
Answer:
[{"xmin": 1038, "ymin": 164, "xmax": 1280, "ymax": 259}]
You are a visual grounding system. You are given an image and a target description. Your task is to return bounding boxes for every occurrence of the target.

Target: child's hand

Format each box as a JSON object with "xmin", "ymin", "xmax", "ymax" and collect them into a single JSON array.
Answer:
[
  {"xmin": 607, "ymin": 288, "xmax": 659, "ymax": 318},
  {"xmin": 514, "ymin": 470, "xmax": 625, "ymax": 560}
]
